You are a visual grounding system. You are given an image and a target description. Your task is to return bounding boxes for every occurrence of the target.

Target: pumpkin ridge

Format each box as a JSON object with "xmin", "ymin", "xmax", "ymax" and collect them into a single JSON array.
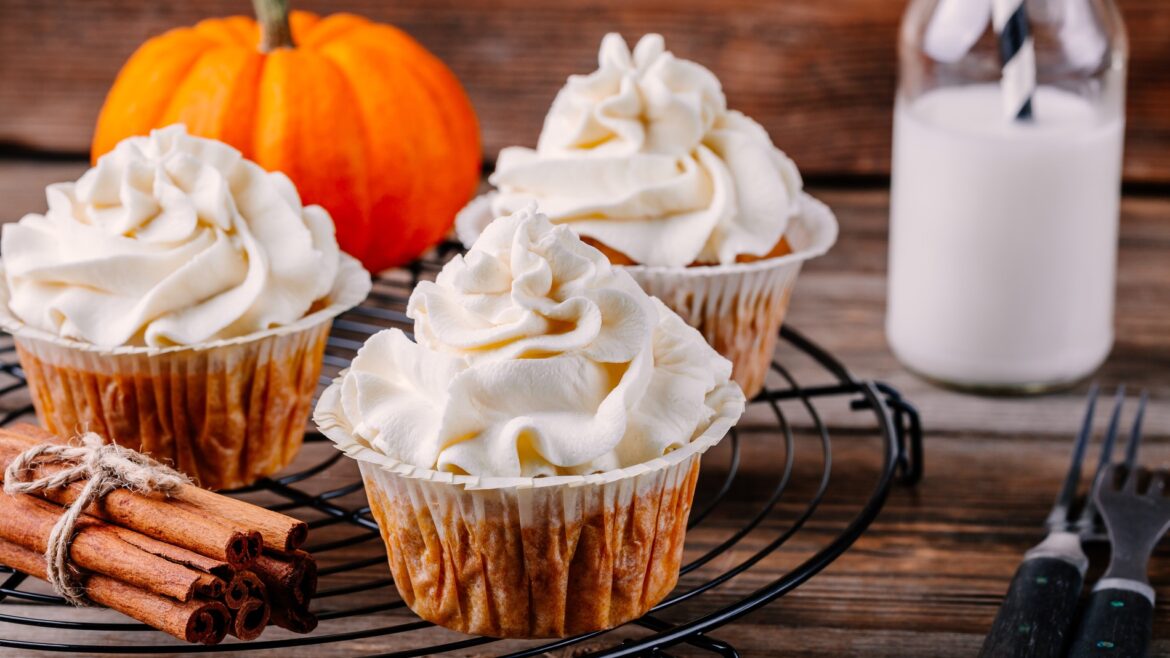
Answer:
[
  {"xmin": 223, "ymin": 15, "xmax": 263, "ymax": 47},
  {"xmin": 306, "ymin": 48, "xmax": 376, "ymax": 261},
  {"xmin": 193, "ymin": 16, "xmax": 253, "ymax": 46},
  {"xmin": 295, "ymin": 11, "xmax": 364, "ymax": 48},
  {"xmin": 319, "ymin": 36, "xmax": 445, "ymax": 266},
  {"xmin": 288, "ymin": 10, "xmax": 322, "ymax": 43},
  {"xmin": 355, "ymin": 25, "xmax": 480, "ymax": 175},
  {"xmin": 254, "ymin": 48, "xmax": 373, "ymax": 263},
  {"xmin": 158, "ymin": 45, "xmax": 239, "ymax": 131},
  {"xmin": 167, "ymin": 47, "xmax": 265, "ymax": 160},
  {"xmin": 351, "ymin": 26, "xmax": 480, "ymax": 215},
  {"xmin": 233, "ymin": 53, "xmax": 266, "ymax": 162},
  {"xmin": 396, "ymin": 41, "xmax": 480, "ymax": 182},
  {"xmin": 91, "ymin": 28, "xmax": 216, "ymax": 161},
  {"xmin": 367, "ymin": 37, "xmax": 471, "ymax": 205}
]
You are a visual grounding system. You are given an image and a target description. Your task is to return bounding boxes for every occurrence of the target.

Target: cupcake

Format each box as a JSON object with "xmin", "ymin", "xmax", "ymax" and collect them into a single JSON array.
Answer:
[
  {"xmin": 0, "ymin": 125, "xmax": 371, "ymax": 490},
  {"xmin": 458, "ymin": 34, "xmax": 837, "ymax": 398},
  {"xmin": 315, "ymin": 207, "xmax": 744, "ymax": 638}
]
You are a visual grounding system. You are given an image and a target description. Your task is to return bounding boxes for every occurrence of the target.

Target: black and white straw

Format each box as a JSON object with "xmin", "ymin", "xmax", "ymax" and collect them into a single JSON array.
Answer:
[{"xmin": 991, "ymin": 0, "xmax": 1036, "ymax": 121}]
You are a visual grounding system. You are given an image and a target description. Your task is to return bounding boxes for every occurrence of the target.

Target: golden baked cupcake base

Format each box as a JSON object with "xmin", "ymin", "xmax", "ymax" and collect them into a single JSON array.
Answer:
[
  {"xmin": 315, "ymin": 380, "xmax": 744, "ymax": 638},
  {"xmin": 13, "ymin": 324, "xmax": 328, "ymax": 491},
  {"xmin": 363, "ymin": 458, "xmax": 697, "ymax": 637}
]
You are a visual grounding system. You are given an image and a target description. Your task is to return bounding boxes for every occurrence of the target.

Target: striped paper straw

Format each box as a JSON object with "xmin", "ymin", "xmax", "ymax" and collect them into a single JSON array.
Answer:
[{"xmin": 991, "ymin": 0, "xmax": 1036, "ymax": 120}]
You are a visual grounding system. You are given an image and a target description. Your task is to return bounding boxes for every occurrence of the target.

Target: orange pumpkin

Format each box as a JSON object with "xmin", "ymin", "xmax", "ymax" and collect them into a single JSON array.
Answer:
[{"xmin": 92, "ymin": 0, "xmax": 481, "ymax": 273}]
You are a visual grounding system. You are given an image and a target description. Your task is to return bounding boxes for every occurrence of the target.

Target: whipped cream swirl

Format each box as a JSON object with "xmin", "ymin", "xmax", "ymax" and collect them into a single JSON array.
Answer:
[
  {"xmin": 2, "ymin": 125, "xmax": 341, "ymax": 348},
  {"xmin": 329, "ymin": 207, "xmax": 738, "ymax": 477},
  {"xmin": 486, "ymin": 33, "xmax": 803, "ymax": 267}
]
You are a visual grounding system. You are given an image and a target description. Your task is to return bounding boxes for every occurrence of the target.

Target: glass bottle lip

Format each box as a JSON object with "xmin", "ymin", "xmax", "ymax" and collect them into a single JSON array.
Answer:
[
  {"xmin": 897, "ymin": 0, "xmax": 1128, "ymax": 114},
  {"xmin": 900, "ymin": 0, "xmax": 1129, "ymax": 70}
]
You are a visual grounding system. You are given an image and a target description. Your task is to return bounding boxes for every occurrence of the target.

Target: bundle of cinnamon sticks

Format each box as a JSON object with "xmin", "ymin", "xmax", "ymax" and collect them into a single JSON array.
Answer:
[{"xmin": 0, "ymin": 424, "xmax": 318, "ymax": 645}]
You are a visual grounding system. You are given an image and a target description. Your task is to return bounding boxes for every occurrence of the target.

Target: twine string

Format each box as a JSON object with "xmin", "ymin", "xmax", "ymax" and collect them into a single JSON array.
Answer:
[{"xmin": 2, "ymin": 433, "xmax": 190, "ymax": 606}]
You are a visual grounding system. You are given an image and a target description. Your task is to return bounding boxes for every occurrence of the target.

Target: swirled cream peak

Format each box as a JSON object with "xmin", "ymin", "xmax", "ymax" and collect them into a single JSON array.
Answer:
[
  {"xmin": 484, "ymin": 33, "xmax": 803, "ymax": 267},
  {"xmin": 1, "ymin": 125, "xmax": 342, "ymax": 348},
  {"xmin": 325, "ymin": 207, "xmax": 740, "ymax": 477}
]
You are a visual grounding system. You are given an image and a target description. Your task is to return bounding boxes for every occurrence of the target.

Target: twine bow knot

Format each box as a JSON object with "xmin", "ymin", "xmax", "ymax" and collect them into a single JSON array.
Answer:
[{"xmin": 3, "ymin": 433, "xmax": 190, "ymax": 605}]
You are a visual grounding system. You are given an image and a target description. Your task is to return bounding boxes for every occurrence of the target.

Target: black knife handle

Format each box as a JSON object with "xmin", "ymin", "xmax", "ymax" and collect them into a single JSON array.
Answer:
[
  {"xmin": 1068, "ymin": 585, "xmax": 1153, "ymax": 658},
  {"xmin": 979, "ymin": 556, "xmax": 1084, "ymax": 658}
]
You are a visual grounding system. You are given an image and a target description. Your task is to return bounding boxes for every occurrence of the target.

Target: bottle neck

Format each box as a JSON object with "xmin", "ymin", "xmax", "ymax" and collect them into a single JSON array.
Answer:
[{"xmin": 901, "ymin": 0, "xmax": 1126, "ymax": 118}]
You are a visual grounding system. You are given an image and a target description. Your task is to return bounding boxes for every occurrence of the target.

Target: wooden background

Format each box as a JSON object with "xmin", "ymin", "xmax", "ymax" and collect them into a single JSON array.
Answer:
[
  {"xmin": 3, "ymin": 2, "xmax": 1170, "ymax": 656},
  {"xmin": 1, "ymin": 0, "xmax": 1169, "ymax": 183}
]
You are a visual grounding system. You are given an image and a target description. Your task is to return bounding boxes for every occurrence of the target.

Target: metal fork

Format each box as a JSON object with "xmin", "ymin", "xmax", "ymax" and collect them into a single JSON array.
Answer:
[
  {"xmin": 1069, "ymin": 390, "xmax": 1162, "ymax": 658},
  {"xmin": 979, "ymin": 384, "xmax": 1115, "ymax": 658}
]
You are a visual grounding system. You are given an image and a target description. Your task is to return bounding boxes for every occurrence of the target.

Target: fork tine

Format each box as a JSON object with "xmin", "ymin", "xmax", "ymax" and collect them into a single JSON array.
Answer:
[
  {"xmin": 1124, "ymin": 389, "xmax": 1149, "ymax": 471},
  {"xmin": 1077, "ymin": 386, "xmax": 1126, "ymax": 531},
  {"xmin": 1096, "ymin": 385, "xmax": 1127, "ymax": 474},
  {"xmin": 1051, "ymin": 384, "xmax": 1100, "ymax": 526}
]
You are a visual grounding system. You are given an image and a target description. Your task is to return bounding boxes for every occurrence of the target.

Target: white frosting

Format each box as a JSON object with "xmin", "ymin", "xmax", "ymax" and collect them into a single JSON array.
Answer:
[
  {"xmin": 332, "ymin": 207, "xmax": 739, "ymax": 477},
  {"xmin": 1, "ymin": 125, "xmax": 341, "ymax": 348},
  {"xmin": 485, "ymin": 33, "xmax": 803, "ymax": 267}
]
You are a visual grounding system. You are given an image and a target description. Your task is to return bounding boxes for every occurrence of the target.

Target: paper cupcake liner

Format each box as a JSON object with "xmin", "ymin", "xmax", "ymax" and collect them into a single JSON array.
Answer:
[
  {"xmin": 457, "ymin": 193, "xmax": 839, "ymax": 398},
  {"xmin": 315, "ymin": 379, "xmax": 744, "ymax": 638},
  {"xmin": 0, "ymin": 255, "xmax": 371, "ymax": 490}
]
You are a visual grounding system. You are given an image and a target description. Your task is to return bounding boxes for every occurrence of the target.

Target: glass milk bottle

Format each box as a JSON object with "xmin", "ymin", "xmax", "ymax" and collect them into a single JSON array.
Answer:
[{"xmin": 887, "ymin": 0, "xmax": 1127, "ymax": 392}]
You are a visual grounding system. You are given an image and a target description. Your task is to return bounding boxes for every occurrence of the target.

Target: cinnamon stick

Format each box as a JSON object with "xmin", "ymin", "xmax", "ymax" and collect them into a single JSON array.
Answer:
[
  {"xmin": 229, "ymin": 597, "xmax": 271, "ymax": 641},
  {"xmin": 224, "ymin": 575, "xmax": 250, "ymax": 609},
  {"xmin": 171, "ymin": 485, "xmax": 308, "ymax": 551},
  {"xmin": 0, "ymin": 430, "xmax": 260, "ymax": 568},
  {"xmin": 269, "ymin": 598, "xmax": 319, "ymax": 634},
  {"xmin": 225, "ymin": 570, "xmax": 266, "ymax": 609},
  {"xmin": 0, "ymin": 537, "xmax": 230, "ymax": 644},
  {"xmin": 108, "ymin": 525, "xmax": 233, "ymax": 580},
  {"xmin": 222, "ymin": 569, "xmax": 277, "ymax": 641},
  {"xmin": 254, "ymin": 550, "xmax": 317, "ymax": 606},
  {"xmin": 0, "ymin": 493, "xmax": 223, "ymax": 602},
  {"xmin": 238, "ymin": 570, "xmax": 267, "ymax": 599},
  {"xmin": 253, "ymin": 553, "xmax": 318, "ymax": 634},
  {"xmin": 2, "ymin": 424, "xmax": 304, "ymax": 551},
  {"xmin": 0, "ymin": 425, "xmax": 321, "ymax": 638},
  {"xmin": 1, "ymin": 423, "xmax": 56, "ymax": 445}
]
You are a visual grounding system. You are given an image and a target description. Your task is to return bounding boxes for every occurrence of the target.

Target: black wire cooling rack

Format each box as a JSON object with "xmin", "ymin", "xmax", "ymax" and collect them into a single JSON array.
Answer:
[{"xmin": 0, "ymin": 244, "xmax": 923, "ymax": 657}]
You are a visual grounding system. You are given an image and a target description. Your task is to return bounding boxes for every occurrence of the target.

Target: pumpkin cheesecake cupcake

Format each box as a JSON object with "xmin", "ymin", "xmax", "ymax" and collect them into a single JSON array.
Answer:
[
  {"xmin": 0, "ymin": 125, "xmax": 371, "ymax": 490},
  {"xmin": 458, "ymin": 33, "xmax": 837, "ymax": 397},
  {"xmin": 315, "ymin": 207, "xmax": 744, "ymax": 638}
]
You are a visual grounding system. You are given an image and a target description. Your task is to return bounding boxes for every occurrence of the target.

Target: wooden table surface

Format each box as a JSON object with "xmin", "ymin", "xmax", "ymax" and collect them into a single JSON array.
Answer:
[{"xmin": 1, "ymin": 163, "xmax": 1169, "ymax": 657}]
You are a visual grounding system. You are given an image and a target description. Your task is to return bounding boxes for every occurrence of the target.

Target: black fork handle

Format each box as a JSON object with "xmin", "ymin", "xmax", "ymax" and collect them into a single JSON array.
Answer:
[
  {"xmin": 979, "ymin": 556, "xmax": 1084, "ymax": 658},
  {"xmin": 1068, "ymin": 583, "xmax": 1154, "ymax": 658}
]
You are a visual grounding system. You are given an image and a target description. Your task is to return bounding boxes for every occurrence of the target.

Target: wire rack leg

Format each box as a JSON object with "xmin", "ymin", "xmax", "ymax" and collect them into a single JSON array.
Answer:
[{"xmin": 851, "ymin": 382, "xmax": 924, "ymax": 485}]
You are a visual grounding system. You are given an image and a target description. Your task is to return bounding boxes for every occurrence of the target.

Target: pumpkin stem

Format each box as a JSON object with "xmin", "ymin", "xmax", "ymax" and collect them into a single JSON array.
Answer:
[{"xmin": 253, "ymin": 0, "xmax": 295, "ymax": 52}]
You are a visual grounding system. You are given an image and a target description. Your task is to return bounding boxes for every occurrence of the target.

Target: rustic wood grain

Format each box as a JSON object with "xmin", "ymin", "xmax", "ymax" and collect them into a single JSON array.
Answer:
[
  {"xmin": 1, "ymin": 0, "xmax": 1169, "ymax": 182},
  {"xmin": 2, "ymin": 165, "xmax": 1170, "ymax": 655}
]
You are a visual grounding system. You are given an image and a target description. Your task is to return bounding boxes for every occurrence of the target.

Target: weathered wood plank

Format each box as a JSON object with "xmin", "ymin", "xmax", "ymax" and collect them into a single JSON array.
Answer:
[{"xmin": 1, "ymin": 0, "xmax": 1169, "ymax": 182}]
